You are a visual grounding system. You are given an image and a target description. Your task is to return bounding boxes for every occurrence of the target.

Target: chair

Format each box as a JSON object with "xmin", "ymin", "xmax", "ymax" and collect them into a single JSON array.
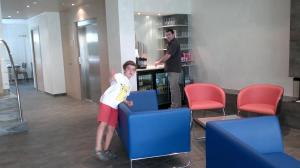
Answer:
[
  {"xmin": 237, "ymin": 84, "xmax": 284, "ymax": 116},
  {"xmin": 184, "ymin": 83, "xmax": 226, "ymax": 116},
  {"xmin": 118, "ymin": 90, "xmax": 191, "ymax": 168},
  {"xmin": 184, "ymin": 83, "xmax": 226, "ymax": 140},
  {"xmin": 7, "ymin": 66, "xmax": 13, "ymax": 82},
  {"xmin": 16, "ymin": 63, "xmax": 28, "ymax": 80}
]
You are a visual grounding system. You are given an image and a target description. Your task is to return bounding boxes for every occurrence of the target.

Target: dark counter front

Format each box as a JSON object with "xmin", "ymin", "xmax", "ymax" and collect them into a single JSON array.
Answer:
[{"xmin": 136, "ymin": 65, "xmax": 193, "ymax": 108}]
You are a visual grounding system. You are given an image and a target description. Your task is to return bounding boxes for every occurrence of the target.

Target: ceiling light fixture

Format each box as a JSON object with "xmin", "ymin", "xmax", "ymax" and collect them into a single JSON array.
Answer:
[
  {"xmin": 72, "ymin": 3, "xmax": 75, "ymax": 6},
  {"xmin": 16, "ymin": 11, "xmax": 20, "ymax": 14},
  {"xmin": 26, "ymin": 5, "xmax": 30, "ymax": 8},
  {"xmin": 33, "ymin": 1, "xmax": 37, "ymax": 5},
  {"xmin": 158, "ymin": 13, "xmax": 161, "ymax": 16},
  {"xmin": 137, "ymin": 12, "xmax": 141, "ymax": 15},
  {"xmin": 7, "ymin": 16, "xmax": 12, "ymax": 18}
]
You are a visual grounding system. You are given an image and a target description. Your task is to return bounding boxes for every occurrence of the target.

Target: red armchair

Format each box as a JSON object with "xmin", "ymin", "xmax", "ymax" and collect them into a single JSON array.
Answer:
[
  {"xmin": 237, "ymin": 84, "xmax": 284, "ymax": 116},
  {"xmin": 184, "ymin": 83, "xmax": 226, "ymax": 116}
]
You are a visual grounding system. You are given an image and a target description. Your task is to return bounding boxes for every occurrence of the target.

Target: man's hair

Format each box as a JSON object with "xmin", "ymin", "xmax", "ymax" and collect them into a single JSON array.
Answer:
[
  {"xmin": 166, "ymin": 28, "xmax": 174, "ymax": 34},
  {"xmin": 123, "ymin": 60, "xmax": 137, "ymax": 70}
]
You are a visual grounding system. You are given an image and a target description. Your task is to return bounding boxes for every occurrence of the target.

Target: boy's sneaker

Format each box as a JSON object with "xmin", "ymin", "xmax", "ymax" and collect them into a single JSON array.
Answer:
[
  {"xmin": 104, "ymin": 150, "xmax": 118, "ymax": 160},
  {"xmin": 96, "ymin": 150, "xmax": 109, "ymax": 161}
]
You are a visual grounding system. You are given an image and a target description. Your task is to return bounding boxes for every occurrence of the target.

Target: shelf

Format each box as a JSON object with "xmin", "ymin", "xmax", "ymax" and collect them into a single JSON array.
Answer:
[
  {"xmin": 159, "ymin": 25, "xmax": 189, "ymax": 28},
  {"xmin": 157, "ymin": 48, "xmax": 190, "ymax": 51},
  {"xmin": 160, "ymin": 36, "xmax": 190, "ymax": 39},
  {"xmin": 181, "ymin": 62, "xmax": 193, "ymax": 67}
]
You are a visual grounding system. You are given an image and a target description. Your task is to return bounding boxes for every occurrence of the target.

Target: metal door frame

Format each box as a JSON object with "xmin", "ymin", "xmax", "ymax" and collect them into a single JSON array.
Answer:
[
  {"xmin": 30, "ymin": 27, "xmax": 43, "ymax": 91},
  {"xmin": 75, "ymin": 18, "xmax": 100, "ymax": 101}
]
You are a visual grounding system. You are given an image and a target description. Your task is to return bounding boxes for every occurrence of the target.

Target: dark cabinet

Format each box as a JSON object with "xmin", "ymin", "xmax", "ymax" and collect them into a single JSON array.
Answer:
[
  {"xmin": 137, "ymin": 69, "xmax": 170, "ymax": 107},
  {"xmin": 137, "ymin": 67, "xmax": 193, "ymax": 108}
]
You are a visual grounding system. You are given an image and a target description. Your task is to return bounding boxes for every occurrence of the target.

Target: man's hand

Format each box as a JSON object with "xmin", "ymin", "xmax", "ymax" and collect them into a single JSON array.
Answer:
[
  {"xmin": 155, "ymin": 54, "xmax": 171, "ymax": 67},
  {"xmin": 154, "ymin": 61, "xmax": 160, "ymax": 67}
]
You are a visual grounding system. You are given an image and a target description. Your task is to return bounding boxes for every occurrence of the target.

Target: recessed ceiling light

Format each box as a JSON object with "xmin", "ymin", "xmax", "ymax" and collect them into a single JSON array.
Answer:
[
  {"xmin": 33, "ymin": 1, "xmax": 37, "ymax": 5},
  {"xmin": 7, "ymin": 16, "xmax": 12, "ymax": 18},
  {"xmin": 137, "ymin": 12, "xmax": 141, "ymax": 15},
  {"xmin": 71, "ymin": 3, "xmax": 75, "ymax": 6},
  {"xmin": 158, "ymin": 13, "xmax": 161, "ymax": 16},
  {"xmin": 16, "ymin": 11, "xmax": 20, "ymax": 14},
  {"xmin": 26, "ymin": 5, "xmax": 30, "ymax": 8}
]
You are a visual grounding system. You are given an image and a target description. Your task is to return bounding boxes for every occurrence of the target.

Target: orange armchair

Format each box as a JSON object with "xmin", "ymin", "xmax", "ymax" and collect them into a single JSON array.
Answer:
[
  {"xmin": 184, "ymin": 83, "xmax": 226, "ymax": 115},
  {"xmin": 237, "ymin": 84, "xmax": 284, "ymax": 116}
]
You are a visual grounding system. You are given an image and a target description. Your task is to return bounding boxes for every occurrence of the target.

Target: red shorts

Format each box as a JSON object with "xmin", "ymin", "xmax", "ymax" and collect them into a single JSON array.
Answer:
[{"xmin": 97, "ymin": 103, "xmax": 118, "ymax": 128}]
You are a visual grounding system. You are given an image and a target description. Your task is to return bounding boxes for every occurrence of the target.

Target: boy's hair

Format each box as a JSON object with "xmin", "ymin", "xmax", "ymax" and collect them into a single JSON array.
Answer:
[
  {"xmin": 123, "ymin": 60, "xmax": 137, "ymax": 70},
  {"xmin": 166, "ymin": 28, "xmax": 174, "ymax": 34}
]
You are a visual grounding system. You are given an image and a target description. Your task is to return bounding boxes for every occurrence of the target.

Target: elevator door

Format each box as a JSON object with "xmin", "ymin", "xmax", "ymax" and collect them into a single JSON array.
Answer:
[
  {"xmin": 31, "ymin": 28, "xmax": 44, "ymax": 92},
  {"xmin": 77, "ymin": 20, "xmax": 101, "ymax": 101}
]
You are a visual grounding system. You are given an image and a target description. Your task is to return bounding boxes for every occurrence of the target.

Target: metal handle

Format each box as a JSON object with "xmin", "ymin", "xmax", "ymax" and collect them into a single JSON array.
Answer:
[{"xmin": 0, "ymin": 40, "xmax": 24, "ymax": 123}]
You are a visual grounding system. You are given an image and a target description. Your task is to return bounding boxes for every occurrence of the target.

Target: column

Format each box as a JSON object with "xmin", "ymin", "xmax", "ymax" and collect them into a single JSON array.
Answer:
[{"xmin": 105, "ymin": 0, "xmax": 137, "ymax": 90}]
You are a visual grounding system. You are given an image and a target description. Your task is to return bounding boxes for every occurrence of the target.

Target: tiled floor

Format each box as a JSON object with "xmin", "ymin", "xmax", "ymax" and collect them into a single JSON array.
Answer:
[{"xmin": 0, "ymin": 82, "xmax": 299, "ymax": 168}]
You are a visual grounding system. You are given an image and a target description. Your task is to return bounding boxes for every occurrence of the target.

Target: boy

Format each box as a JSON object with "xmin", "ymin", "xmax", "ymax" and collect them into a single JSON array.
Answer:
[{"xmin": 95, "ymin": 60, "xmax": 136, "ymax": 161}]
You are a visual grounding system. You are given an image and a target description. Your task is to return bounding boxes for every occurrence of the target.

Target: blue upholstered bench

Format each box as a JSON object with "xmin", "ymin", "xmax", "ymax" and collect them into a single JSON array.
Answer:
[{"xmin": 206, "ymin": 116, "xmax": 300, "ymax": 168}]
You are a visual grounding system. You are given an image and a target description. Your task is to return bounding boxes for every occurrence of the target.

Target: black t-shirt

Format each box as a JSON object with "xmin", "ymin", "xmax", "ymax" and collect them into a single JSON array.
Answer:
[{"xmin": 165, "ymin": 38, "xmax": 182, "ymax": 73}]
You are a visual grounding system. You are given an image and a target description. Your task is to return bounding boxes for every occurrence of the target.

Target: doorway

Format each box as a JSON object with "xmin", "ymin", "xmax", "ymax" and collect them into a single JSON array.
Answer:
[
  {"xmin": 76, "ymin": 19, "xmax": 101, "ymax": 102},
  {"xmin": 31, "ymin": 28, "xmax": 44, "ymax": 92}
]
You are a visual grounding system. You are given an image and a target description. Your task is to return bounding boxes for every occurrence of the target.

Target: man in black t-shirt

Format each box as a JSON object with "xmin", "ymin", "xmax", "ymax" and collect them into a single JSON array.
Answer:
[{"xmin": 155, "ymin": 29, "xmax": 182, "ymax": 108}]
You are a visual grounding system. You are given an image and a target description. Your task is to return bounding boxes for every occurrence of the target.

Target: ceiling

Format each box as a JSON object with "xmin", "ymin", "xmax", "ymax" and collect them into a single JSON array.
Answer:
[{"xmin": 1, "ymin": 0, "xmax": 88, "ymax": 19}]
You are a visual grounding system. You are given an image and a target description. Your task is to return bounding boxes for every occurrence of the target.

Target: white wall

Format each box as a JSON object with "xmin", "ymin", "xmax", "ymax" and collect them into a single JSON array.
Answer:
[
  {"xmin": 2, "ymin": 20, "xmax": 33, "ymax": 79},
  {"xmin": 28, "ymin": 12, "xmax": 66, "ymax": 95},
  {"xmin": 105, "ymin": 0, "xmax": 122, "ymax": 73},
  {"xmin": 191, "ymin": 0, "xmax": 294, "ymax": 96},
  {"xmin": 106, "ymin": 0, "xmax": 137, "ymax": 91},
  {"xmin": 135, "ymin": 15, "xmax": 161, "ymax": 64},
  {"xmin": 0, "ymin": 2, "xmax": 9, "ymax": 91},
  {"xmin": 133, "ymin": 0, "xmax": 191, "ymax": 14}
]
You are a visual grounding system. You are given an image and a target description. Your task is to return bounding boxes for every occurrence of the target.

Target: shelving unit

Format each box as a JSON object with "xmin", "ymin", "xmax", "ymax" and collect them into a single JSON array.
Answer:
[
  {"xmin": 159, "ymin": 15, "xmax": 192, "ymax": 77},
  {"xmin": 135, "ymin": 14, "xmax": 193, "ymax": 108},
  {"xmin": 159, "ymin": 25, "xmax": 189, "ymax": 28},
  {"xmin": 158, "ymin": 14, "xmax": 193, "ymax": 105},
  {"xmin": 158, "ymin": 14, "xmax": 191, "ymax": 54}
]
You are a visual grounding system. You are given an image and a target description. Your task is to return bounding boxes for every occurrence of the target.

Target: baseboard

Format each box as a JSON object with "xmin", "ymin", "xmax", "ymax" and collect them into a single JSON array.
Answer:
[{"xmin": 44, "ymin": 92, "xmax": 67, "ymax": 97}]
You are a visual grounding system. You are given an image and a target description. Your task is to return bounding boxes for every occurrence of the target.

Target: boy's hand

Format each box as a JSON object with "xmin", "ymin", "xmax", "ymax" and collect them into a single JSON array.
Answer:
[
  {"xmin": 125, "ymin": 100, "xmax": 133, "ymax": 107},
  {"xmin": 110, "ymin": 69, "xmax": 116, "ymax": 81},
  {"xmin": 111, "ymin": 69, "xmax": 116, "ymax": 76}
]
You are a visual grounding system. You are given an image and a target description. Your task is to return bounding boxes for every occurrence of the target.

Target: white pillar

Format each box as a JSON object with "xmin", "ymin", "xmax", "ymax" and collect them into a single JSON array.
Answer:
[
  {"xmin": 0, "ymin": 1, "xmax": 10, "ymax": 94},
  {"xmin": 105, "ymin": 0, "xmax": 137, "ymax": 91}
]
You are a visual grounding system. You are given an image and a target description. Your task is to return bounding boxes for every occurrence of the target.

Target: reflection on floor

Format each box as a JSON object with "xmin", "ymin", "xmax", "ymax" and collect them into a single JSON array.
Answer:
[{"xmin": 0, "ymin": 82, "xmax": 299, "ymax": 168}]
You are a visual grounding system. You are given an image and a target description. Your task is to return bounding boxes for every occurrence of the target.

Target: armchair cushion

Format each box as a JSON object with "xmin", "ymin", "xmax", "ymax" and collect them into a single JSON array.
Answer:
[
  {"xmin": 127, "ymin": 90, "xmax": 158, "ymax": 112},
  {"xmin": 239, "ymin": 103, "xmax": 275, "ymax": 115},
  {"xmin": 189, "ymin": 100, "xmax": 224, "ymax": 110}
]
